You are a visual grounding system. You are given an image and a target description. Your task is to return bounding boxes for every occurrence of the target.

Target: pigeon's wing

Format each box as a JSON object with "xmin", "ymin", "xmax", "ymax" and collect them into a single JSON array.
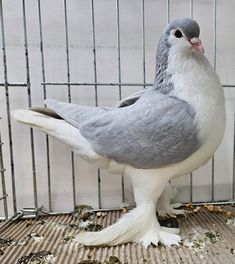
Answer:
[
  {"xmin": 117, "ymin": 88, "xmax": 152, "ymax": 107},
  {"xmin": 45, "ymin": 91, "xmax": 200, "ymax": 169}
]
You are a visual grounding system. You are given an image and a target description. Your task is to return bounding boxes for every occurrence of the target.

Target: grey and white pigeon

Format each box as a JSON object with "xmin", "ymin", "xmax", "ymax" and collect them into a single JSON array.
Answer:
[{"xmin": 12, "ymin": 18, "xmax": 226, "ymax": 247}]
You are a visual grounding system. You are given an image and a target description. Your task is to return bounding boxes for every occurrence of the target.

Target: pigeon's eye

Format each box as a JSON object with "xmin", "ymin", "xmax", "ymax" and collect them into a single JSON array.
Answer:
[{"xmin": 175, "ymin": 30, "xmax": 183, "ymax": 38}]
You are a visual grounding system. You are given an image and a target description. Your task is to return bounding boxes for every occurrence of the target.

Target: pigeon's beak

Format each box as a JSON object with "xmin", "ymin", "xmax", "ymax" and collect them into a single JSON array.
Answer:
[{"xmin": 189, "ymin": 37, "xmax": 204, "ymax": 54}]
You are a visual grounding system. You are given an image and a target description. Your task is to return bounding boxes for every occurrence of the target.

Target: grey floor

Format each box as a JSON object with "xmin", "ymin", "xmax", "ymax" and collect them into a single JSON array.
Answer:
[{"xmin": 0, "ymin": 205, "xmax": 234, "ymax": 264}]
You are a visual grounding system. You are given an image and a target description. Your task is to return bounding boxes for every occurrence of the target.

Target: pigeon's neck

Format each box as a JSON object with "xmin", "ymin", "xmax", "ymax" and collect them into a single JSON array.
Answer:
[{"xmin": 153, "ymin": 35, "xmax": 173, "ymax": 94}]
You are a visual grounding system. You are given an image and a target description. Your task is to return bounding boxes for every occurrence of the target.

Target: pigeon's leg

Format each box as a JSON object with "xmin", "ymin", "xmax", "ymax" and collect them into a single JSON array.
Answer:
[
  {"xmin": 156, "ymin": 184, "xmax": 186, "ymax": 218},
  {"xmin": 74, "ymin": 168, "xmax": 181, "ymax": 247}
]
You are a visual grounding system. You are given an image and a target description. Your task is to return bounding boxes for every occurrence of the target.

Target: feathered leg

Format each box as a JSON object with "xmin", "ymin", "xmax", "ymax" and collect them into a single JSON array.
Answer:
[
  {"xmin": 74, "ymin": 168, "xmax": 181, "ymax": 247},
  {"xmin": 156, "ymin": 184, "xmax": 186, "ymax": 218}
]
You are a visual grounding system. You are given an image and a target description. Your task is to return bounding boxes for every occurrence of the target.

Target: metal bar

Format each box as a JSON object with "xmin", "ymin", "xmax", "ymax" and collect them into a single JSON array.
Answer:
[
  {"xmin": 116, "ymin": 0, "xmax": 122, "ymax": 100},
  {"xmin": 41, "ymin": 82, "xmax": 235, "ymax": 87},
  {"xmin": 189, "ymin": 0, "xmax": 193, "ymax": 203},
  {"xmin": 0, "ymin": 194, "xmax": 8, "ymax": 200},
  {"xmin": 0, "ymin": 82, "xmax": 28, "ymax": 87},
  {"xmin": 64, "ymin": 0, "xmax": 76, "ymax": 209},
  {"xmin": 190, "ymin": 173, "xmax": 193, "ymax": 203},
  {"xmin": 22, "ymin": 0, "xmax": 38, "ymax": 209},
  {"xmin": 166, "ymin": 0, "xmax": 170, "ymax": 24},
  {"xmin": 91, "ymin": 0, "xmax": 98, "ymax": 105},
  {"xmin": 42, "ymin": 82, "xmax": 153, "ymax": 86},
  {"xmin": 141, "ymin": 0, "xmax": 146, "ymax": 88},
  {"xmin": 91, "ymin": 0, "xmax": 101, "ymax": 209},
  {"xmin": 0, "ymin": 0, "xmax": 17, "ymax": 214},
  {"xmin": 190, "ymin": 0, "xmax": 193, "ymax": 19},
  {"xmin": 0, "ymin": 126, "xmax": 8, "ymax": 220},
  {"xmin": 116, "ymin": 0, "xmax": 125, "ymax": 203},
  {"xmin": 233, "ymin": 109, "xmax": 235, "ymax": 200},
  {"xmin": 211, "ymin": 0, "xmax": 217, "ymax": 202},
  {"xmin": 222, "ymin": 84, "xmax": 235, "ymax": 87},
  {"xmin": 38, "ymin": 0, "xmax": 52, "ymax": 212}
]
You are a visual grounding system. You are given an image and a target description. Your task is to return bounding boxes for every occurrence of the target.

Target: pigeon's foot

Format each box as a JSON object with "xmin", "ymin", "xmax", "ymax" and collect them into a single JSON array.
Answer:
[
  {"xmin": 157, "ymin": 206, "xmax": 187, "ymax": 218},
  {"xmin": 156, "ymin": 184, "xmax": 186, "ymax": 218},
  {"xmin": 158, "ymin": 228, "xmax": 181, "ymax": 247},
  {"xmin": 138, "ymin": 224, "xmax": 181, "ymax": 247},
  {"xmin": 74, "ymin": 203, "xmax": 181, "ymax": 248}
]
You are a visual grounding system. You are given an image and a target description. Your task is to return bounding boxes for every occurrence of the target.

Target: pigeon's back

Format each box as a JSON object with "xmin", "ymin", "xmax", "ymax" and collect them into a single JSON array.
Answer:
[{"xmin": 44, "ymin": 89, "xmax": 199, "ymax": 169}]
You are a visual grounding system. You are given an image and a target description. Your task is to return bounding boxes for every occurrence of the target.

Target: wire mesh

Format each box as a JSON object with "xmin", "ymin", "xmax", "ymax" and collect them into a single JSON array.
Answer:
[{"xmin": 0, "ymin": 0, "xmax": 234, "ymax": 221}]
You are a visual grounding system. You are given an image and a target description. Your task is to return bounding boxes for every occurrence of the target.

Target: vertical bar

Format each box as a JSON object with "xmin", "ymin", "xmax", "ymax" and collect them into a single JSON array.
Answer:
[
  {"xmin": 38, "ymin": 0, "xmax": 52, "ymax": 211},
  {"xmin": 211, "ymin": 0, "xmax": 217, "ymax": 202},
  {"xmin": 116, "ymin": 0, "xmax": 125, "ymax": 203},
  {"xmin": 0, "ymin": 0, "xmax": 17, "ymax": 214},
  {"xmin": 64, "ymin": 0, "xmax": 76, "ymax": 209},
  {"xmin": 22, "ymin": 0, "xmax": 38, "ymax": 209},
  {"xmin": 189, "ymin": 0, "xmax": 193, "ymax": 203},
  {"xmin": 166, "ymin": 0, "xmax": 170, "ymax": 24},
  {"xmin": 0, "ymin": 121, "xmax": 8, "ymax": 220},
  {"xmin": 190, "ymin": 0, "xmax": 193, "ymax": 19},
  {"xmin": 141, "ymin": 0, "xmax": 146, "ymax": 88},
  {"xmin": 233, "ymin": 111, "xmax": 235, "ymax": 200},
  {"xmin": 91, "ymin": 0, "xmax": 101, "ymax": 208},
  {"xmin": 116, "ymin": 0, "xmax": 121, "ymax": 100}
]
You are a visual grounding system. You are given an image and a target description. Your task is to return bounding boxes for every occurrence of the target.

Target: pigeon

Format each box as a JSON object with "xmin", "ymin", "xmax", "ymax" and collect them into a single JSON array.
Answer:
[{"xmin": 12, "ymin": 18, "xmax": 226, "ymax": 247}]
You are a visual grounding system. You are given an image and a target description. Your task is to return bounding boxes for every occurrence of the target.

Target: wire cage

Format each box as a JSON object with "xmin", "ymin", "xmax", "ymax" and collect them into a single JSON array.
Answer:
[{"xmin": 0, "ymin": 0, "xmax": 235, "ymax": 228}]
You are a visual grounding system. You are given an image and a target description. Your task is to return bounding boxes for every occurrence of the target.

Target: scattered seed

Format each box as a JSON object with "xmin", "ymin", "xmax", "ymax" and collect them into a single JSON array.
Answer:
[
  {"xmin": 104, "ymin": 256, "xmax": 121, "ymax": 264},
  {"xmin": 122, "ymin": 207, "xmax": 128, "ymax": 213},
  {"xmin": 96, "ymin": 212, "xmax": 102, "ymax": 218},
  {"xmin": 17, "ymin": 250, "xmax": 55, "ymax": 264}
]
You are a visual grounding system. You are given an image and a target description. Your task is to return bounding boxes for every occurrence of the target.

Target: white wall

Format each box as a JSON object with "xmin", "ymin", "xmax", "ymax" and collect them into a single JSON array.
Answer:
[{"xmin": 0, "ymin": 0, "xmax": 235, "ymax": 217}]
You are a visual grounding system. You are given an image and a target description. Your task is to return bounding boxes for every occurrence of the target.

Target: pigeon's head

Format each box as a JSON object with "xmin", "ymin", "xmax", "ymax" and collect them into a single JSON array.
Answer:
[{"xmin": 164, "ymin": 18, "xmax": 204, "ymax": 54}]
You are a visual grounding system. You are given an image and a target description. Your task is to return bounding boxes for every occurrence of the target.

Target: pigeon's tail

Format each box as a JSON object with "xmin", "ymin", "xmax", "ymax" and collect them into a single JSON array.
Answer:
[
  {"xmin": 11, "ymin": 109, "xmax": 103, "ymax": 163},
  {"xmin": 74, "ymin": 202, "xmax": 180, "ymax": 247},
  {"xmin": 12, "ymin": 109, "xmax": 59, "ymax": 131}
]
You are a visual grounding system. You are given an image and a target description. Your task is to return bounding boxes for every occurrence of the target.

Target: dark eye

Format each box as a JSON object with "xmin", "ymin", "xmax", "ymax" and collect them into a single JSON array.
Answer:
[{"xmin": 175, "ymin": 29, "xmax": 183, "ymax": 38}]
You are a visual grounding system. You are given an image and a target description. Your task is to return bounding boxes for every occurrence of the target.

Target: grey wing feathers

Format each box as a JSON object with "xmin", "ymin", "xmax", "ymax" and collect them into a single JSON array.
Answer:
[{"xmin": 45, "ymin": 91, "xmax": 200, "ymax": 169}]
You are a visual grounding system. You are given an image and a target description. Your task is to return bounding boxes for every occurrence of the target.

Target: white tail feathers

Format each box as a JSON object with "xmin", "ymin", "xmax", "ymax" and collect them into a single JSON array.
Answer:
[
  {"xmin": 11, "ymin": 109, "xmax": 107, "ymax": 167},
  {"xmin": 11, "ymin": 109, "xmax": 54, "ymax": 131}
]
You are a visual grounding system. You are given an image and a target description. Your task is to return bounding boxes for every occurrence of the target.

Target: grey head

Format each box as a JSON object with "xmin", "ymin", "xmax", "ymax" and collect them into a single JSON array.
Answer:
[{"xmin": 153, "ymin": 18, "xmax": 202, "ymax": 94}]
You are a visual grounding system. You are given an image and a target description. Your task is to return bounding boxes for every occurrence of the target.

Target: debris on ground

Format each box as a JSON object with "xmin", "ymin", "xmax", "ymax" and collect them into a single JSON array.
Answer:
[
  {"xmin": 18, "ymin": 233, "xmax": 44, "ymax": 246},
  {"xmin": 25, "ymin": 221, "xmax": 33, "ymax": 228},
  {"xmin": 0, "ymin": 237, "xmax": 16, "ymax": 248},
  {"xmin": 120, "ymin": 202, "xmax": 129, "ymax": 213},
  {"xmin": 78, "ymin": 256, "xmax": 121, "ymax": 264},
  {"xmin": 183, "ymin": 230, "xmax": 221, "ymax": 252},
  {"xmin": 37, "ymin": 219, "xmax": 47, "ymax": 225},
  {"xmin": 84, "ymin": 223, "xmax": 103, "ymax": 232},
  {"xmin": 193, "ymin": 206, "xmax": 201, "ymax": 213},
  {"xmin": 104, "ymin": 256, "xmax": 121, "ymax": 264},
  {"xmin": 17, "ymin": 251, "xmax": 56, "ymax": 264},
  {"xmin": 158, "ymin": 217, "xmax": 179, "ymax": 228},
  {"xmin": 203, "ymin": 204, "xmax": 233, "ymax": 217},
  {"xmin": 56, "ymin": 205, "xmax": 104, "ymax": 244},
  {"xmin": 96, "ymin": 212, "xmax": 106, "ymax": 218},
  {"xmin": 78, "ymin": 260, "xmax": 101, "ymax": 264},
  {"xmin": 183, "ymin": 203, "xmax": 233, "ymax": 217},
  {"xmin": 72, "ymin": 205, "xmax": 104, "ymax": 232},
  {"xmin": 184, "ymin": 203, "xmax": 194, "ymax": 210},
  {"xmin": 226, "ymin": 217, "xmax": 235, "ymax": 226},
  {"xmin": 204, "ymin": 230, "xmax": 220, "ymax": 244},
  {"xmin": 61, "ymin": 235, "xmax": 75, "ymax": 244},
  {"xmin": 72, "ymin": 205, "xmax": 93, "ymax": 221}
]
